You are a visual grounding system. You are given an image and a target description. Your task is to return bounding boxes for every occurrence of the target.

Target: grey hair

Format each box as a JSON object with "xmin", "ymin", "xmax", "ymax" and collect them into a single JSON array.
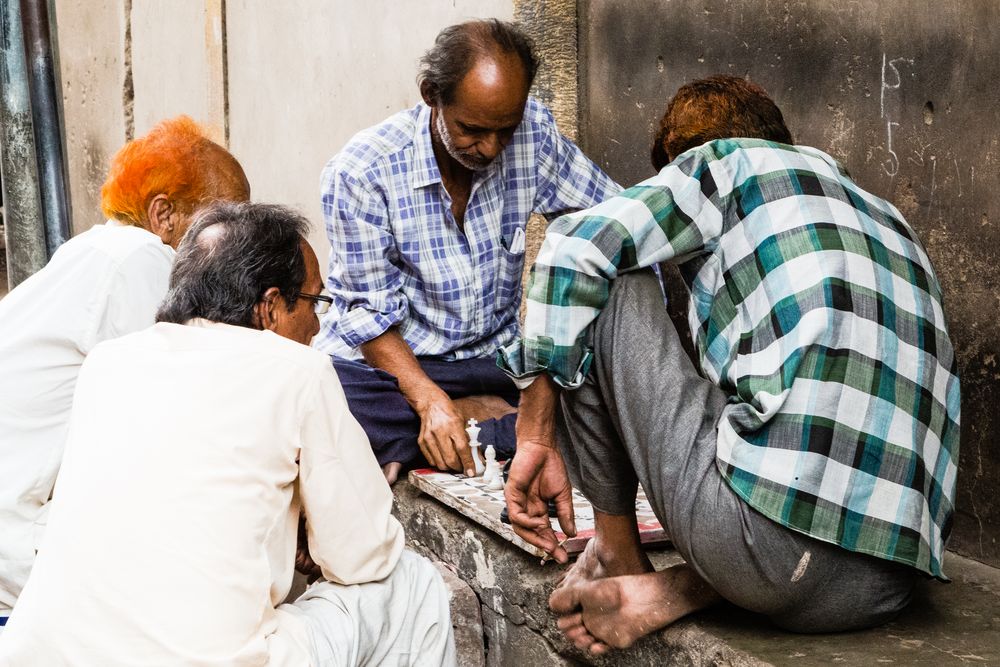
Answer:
[
  {"xmin": 417, "ymin": 19, "xmax": 539, "ymax": 106},
  {"xmin": 156, "ymin": 201, "xmax": 310, "ymax": 328}
]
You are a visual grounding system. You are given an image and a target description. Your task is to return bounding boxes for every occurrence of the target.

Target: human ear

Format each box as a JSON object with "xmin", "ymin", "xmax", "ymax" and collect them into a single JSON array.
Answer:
[
  {"xmin": 253, "ymin": 287, "xmax": 282, "ymax": 332},
  {"xmin": 420, "ymin": 80, "xmax": 438, "ymax": 107},
  {"xmin": 147, "ymin": 194, "xmax": 175, "ymax": 244}
]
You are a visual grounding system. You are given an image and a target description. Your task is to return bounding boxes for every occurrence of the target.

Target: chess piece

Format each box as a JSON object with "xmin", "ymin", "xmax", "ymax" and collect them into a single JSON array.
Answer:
[
  {"xmin": 484, "ymin": 445, "xmax": 504, "ymax": 491},
  {"xmin": 466, "ymin": 418, "xmax": 484, "ymax": 476},
  {"xmin": 482, "ymin": 443, "xmax": 498, "ymax": 484}
]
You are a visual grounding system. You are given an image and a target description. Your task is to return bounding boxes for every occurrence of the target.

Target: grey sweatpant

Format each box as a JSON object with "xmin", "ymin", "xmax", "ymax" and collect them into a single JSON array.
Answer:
[{"xmin": 557, "ymin": 270, "xmax": 918, "ymax": 633}]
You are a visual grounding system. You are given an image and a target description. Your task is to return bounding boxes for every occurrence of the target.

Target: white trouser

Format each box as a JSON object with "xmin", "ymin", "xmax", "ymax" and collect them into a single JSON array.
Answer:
[{"xmin": 280, "ymin": 551, "xmax": 456, "ymax": 667}]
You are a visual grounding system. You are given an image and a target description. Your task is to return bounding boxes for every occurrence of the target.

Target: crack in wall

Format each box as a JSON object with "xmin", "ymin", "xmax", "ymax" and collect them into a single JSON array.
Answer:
[{"xmin": 122, "ymin": 0, "xmax": 133, "ymax": 141}]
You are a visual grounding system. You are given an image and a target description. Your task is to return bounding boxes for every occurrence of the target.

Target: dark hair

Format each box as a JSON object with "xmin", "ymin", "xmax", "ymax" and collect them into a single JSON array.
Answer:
[
  {"xmin": 418, "ymin": 19, "xmax": 539, "ymax": 105},
  {"xmin": 651, "ymin": 75, "xmax": 793, "ymax": 171},
  {"xmin": 156, "ymin": 202, "xmax": 309, "ymax": 327}
]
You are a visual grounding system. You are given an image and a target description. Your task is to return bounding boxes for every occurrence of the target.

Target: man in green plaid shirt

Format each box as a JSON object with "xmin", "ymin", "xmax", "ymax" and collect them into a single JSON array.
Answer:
[{"xmin": 498, "ymin": 76, "xmax": 960, "ymax": 655}]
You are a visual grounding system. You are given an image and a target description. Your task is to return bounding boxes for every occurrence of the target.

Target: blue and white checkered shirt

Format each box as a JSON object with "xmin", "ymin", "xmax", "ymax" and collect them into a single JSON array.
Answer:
[{"xmin": 315, "ymin": 97, "xmax": 620, "ymax": 360}]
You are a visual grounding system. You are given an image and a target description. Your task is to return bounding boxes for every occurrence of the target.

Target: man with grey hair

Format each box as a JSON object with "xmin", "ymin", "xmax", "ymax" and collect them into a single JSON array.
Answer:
[
  {"xmin": 317, "ymin": 19, "xmax": 620, "ymax": 483},
  {"xmin": 0, "ymin": 202, "xmax": 455, "ymax": 666}
]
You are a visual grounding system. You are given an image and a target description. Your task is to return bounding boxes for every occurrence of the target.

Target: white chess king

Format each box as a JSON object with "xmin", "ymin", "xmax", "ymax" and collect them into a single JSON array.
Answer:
[{"xmin": 466, "ymin": 418, "xmax": 484, "ymax": 476}]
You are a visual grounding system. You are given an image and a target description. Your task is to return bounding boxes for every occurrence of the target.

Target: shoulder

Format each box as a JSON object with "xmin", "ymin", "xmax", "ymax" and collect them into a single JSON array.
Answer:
[
  {"xmin": 520, "ymin": 96, "xmax": 557, "ymax": 129},
  {"xmin": 323, "ymin": 105, "xmax": 423, "ymax": 183},
  {"xmin": 85, "ymin": 223, "xmax": 174, "ymax": 269}
]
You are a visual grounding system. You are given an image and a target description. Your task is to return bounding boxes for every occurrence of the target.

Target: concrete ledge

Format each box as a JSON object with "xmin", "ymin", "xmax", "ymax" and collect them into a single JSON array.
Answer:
[{"xmin": 394, "ymin": 480, "xmax": 1000, "ymax": 666}]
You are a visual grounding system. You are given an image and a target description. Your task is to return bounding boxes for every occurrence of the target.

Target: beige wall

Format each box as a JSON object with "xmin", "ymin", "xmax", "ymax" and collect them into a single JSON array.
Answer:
[
  {"xmin": 226, "ymin": 0, "xmax": 514, "ymax": 255},
  {"xmin": 54, "ymin": 0, "xmax": 515, "ymax": 253},
  {"xmin": 54, "ymin": 0, "xmax": 128, "ymax": 235}
]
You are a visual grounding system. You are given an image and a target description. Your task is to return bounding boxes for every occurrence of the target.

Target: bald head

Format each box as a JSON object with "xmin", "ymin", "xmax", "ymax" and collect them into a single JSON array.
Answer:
[{"xmin": 418, "ymin": 19, "xmax": 538, "ymax": 106}]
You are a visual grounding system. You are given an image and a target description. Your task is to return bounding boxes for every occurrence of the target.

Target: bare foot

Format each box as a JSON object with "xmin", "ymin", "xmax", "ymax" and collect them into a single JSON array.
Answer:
[
  {"xmin": 453, "ymin": 394, "xmax": 516, "ymax": 423},
  {"xmin": 550, "ymin": 564, "xmax": 721, "ymax": 654},
  {"xmin": 382, "ymin": 461, "xmax": 403, "ymax": 485}
]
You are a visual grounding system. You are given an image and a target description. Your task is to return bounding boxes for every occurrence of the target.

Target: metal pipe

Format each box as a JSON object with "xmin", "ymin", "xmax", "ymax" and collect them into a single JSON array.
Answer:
[
  {"xmin": 19, "ymin": 0, "xmax": 70, "ymax": 258},
  {"xmin": 0, "ymin": 0, "xmax": 47, "ymax": 287}
]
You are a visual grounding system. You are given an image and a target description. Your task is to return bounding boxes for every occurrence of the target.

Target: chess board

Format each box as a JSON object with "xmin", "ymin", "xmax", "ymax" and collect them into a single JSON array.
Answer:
[{"xmin": 408, "ymin": 468, "xmax": 668, "ymax": 559}]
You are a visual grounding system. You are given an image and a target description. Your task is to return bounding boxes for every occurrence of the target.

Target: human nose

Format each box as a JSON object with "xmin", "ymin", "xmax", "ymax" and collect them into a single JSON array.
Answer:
[{"xmin": 478, "ymin": 132, "xmax": 503, "ymax": 161}]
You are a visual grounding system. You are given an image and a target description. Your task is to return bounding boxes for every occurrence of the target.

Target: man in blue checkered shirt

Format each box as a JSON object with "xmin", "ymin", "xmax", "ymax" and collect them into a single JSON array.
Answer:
[
  {"xmin": 315, "ymin": 20, "xmax": 619, "ymax": 483},
  {"xmin": 500, "ymin": 76, "xmax": 960, "ymax": 654}
]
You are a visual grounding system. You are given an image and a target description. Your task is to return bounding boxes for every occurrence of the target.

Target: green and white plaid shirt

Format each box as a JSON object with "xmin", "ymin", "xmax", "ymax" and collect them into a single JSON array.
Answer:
[{"xmin": 499, "ymin": 138, "xmax": 960, "ymax": 578}]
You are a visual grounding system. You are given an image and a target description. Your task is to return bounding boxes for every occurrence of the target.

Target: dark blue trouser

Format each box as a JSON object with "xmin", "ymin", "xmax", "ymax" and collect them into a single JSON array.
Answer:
[{"xmin": 331, "ymin": 356, "xmax": 519, "ymax": 468}]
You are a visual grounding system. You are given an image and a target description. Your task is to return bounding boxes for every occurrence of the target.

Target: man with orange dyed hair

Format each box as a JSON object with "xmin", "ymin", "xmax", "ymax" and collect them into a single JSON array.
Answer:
[{"xmin": 0, "ymin": 116, "xmax": 249, "ymax": 625}]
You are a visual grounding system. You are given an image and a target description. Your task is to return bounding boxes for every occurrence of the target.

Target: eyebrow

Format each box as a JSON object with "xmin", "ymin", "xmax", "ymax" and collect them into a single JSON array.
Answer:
[{"xmin": 458, "ymin": 121, "xmax": 519, "ymax": 134}]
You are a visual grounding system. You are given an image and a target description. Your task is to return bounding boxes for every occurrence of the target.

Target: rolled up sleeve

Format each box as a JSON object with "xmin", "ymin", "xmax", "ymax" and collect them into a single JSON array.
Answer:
[
  {"xmin": 322, "ymin": 166, "xmax": 408, "ymax": 349},
  {"xmin": 532, "ymin": 104, "xmax": 621, "ymax": 218}
]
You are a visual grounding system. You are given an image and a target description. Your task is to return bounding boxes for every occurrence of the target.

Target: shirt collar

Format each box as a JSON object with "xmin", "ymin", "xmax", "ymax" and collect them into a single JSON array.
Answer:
[
  {"xmin": 410, "ymin": 103, "xmax": 442, "ymax": 190},
  {"xmin": 409, "ymin": 102, "xmax": 507, "ymax": 190}
]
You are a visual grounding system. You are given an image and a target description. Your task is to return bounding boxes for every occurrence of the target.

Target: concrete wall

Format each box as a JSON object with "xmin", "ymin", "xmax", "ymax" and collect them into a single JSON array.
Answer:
[
  {"xmin": 53, "ymin": 0, "xmax": 128, "ymax": 235},
  {"xmin": 226, "ymin": 0, "xmax": 513, "ymax": 254},
  {"xmin": 578, "ymin": 0, "xmax": 1000, "ymax": 567},
  {"xmin": 53, "ymin": 0, "xmax": 514, "ymax": 252}
]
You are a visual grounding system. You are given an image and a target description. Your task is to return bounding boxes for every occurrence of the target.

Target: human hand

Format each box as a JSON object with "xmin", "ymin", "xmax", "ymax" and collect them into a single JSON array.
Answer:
[
  {"xmin": 505, "ymin": 440, "xmax": 576, "ymax": 563},
  {"xmin": 295, "ymin": 516, "xmax": 322, "ymax": 582},
  {"xmin": 415, "ymin": 392, "xmax": 475, "ymax": 476}
]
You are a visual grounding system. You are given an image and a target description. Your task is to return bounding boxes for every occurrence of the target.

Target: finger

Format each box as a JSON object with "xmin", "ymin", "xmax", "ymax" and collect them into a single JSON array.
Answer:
[
  {"xmin": 440, "ymin": 431, "xmax": 463, "ymax": 472},
  {"xmin": 553, "ymin": 486, "xmax": 577, "ymax": 538},
  {"xmin": 452, "ymin": 431, "xmax": 475, "ymax": 477},
  {"xmin": 512, "ymin": 522, "xmax": 559, "ymax": 554},
  {"xmin": 506, "ymin": 501, "xmax": 552, "ymax": 532},
  {"xmin": 416, "ymin": 432, "xmax": 442, "ymax": 470},
  {"xmin": 421, "ymin": 429, "xmax": 449, "ymax": 471},
  {"xmin": 504, "ymin": 484, "xmax": 549, "ymax": 530}
]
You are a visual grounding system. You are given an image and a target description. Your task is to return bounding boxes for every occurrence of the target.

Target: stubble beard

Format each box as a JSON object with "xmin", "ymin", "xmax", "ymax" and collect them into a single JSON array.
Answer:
[{"xmin": 435, "ymin": 111, "xmax": 492, "ymax": 172}]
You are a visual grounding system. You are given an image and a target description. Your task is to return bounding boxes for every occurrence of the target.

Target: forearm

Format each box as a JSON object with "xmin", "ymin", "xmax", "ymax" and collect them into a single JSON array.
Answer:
[
  {"xmin": 360, "ymin": 328, "xmax": 444, "ymax": 411},
  {"xmin": 515, "ymin": 375, "xmax": 560, "ymax": 448}
]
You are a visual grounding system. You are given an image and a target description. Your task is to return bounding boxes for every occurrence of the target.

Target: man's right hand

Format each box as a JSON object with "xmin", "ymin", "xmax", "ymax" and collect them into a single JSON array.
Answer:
[
  {"xmin": 504, "ymin": 375, "xmax": 576, "ymax": 562},
  {"xmin": 505, "ymin": 440, "xmax": 576, "ymax": 562},
  {"xmin": 414, "ymin": 391, "xmax": 475, "ymax": 476}
]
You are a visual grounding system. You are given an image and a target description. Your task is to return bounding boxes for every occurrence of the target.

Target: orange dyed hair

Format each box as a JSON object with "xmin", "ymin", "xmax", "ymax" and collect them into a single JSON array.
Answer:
[
  {"xmin": 100, "ymin": 116, "xmax": 223, "ymax": 226},
  {"xmin": 651, "ymin": 76, "xmax": 793, "ymax": 171}
]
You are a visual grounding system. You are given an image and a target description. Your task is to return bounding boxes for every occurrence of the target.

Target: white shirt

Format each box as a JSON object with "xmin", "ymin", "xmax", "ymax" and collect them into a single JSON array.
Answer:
[
  {"xmin": 0, "ymin": 320, "xmax": 403, "ymax": 666},
  {"xmin": 0, "ymin": 221, "xmax": 174, "ymax": 613}
]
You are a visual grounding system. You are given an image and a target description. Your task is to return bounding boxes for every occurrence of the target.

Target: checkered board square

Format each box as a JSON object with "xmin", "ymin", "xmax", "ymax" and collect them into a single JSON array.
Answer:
[{"xmin": 408, "ymin": 468, "xmax": 668, "ymax": 559}]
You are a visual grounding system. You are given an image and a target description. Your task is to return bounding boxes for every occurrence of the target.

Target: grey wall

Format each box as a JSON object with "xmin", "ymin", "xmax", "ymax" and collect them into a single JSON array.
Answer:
[{"xmin": 579, "ymin": 0, "xmax": 1000, "ymax": 567}]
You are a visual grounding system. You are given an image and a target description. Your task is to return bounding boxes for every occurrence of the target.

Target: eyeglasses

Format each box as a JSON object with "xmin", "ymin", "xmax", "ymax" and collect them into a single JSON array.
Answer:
[{"xmin": 295, "ymin": 292, "xmax": 334, "ymax": 315}]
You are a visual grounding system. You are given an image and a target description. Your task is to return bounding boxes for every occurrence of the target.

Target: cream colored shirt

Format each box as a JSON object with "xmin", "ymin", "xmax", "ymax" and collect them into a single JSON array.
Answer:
[
  {"xmin": 0, "ymin": 221, "xmax": 174, "ymax": 613},
  {"xmin": 0, "ymin": 320, "xmax": 403, "ymax": 665}
]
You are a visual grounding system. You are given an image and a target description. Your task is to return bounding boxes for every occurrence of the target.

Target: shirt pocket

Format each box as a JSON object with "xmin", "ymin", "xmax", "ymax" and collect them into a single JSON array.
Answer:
[{"xmin": 493, "ymin": 245, "xmax": 526, "ymax": 317}]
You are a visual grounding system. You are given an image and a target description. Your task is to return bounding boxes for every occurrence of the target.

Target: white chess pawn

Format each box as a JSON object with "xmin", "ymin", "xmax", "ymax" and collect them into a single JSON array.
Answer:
[
  {"xmin": 466, "ymin": 418, "xmax": 484, "ymax": 476},
  {"xmin": 482, "ymin": 443, "xmax": 497, "ymax": 484},
  {"xmin": 484, "ymin": 444, "xmax": 504, "ymax": 491}
]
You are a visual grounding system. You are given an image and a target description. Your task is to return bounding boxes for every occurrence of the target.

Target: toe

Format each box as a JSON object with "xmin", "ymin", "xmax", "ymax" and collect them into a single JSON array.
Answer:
[
  {"xmin": 549, "ymin": 583, "xmax": 581, "ymax": 613},
  {"xmin": 556, "ymin": 612, "xmax": 583, "ymax": 632},
  {"xmin": 588, "ymin": 642, "xmax": 610, "ymax": 656}
]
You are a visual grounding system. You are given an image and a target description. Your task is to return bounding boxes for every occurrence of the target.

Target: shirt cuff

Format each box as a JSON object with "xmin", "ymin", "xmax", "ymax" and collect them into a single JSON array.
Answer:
[
  {"xmin": 333, "ymin": 304, "xmax": 406, "ymax": 349},
  {"xmin": 496, "ymin": 336, "xmax": 594, "ymax": 390}
]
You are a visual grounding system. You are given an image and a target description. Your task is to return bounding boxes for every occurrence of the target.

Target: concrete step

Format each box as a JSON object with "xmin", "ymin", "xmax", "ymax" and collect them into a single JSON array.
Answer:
[{"xmin": 393, "ymin": 480, "xmax": 1000, "ymax": 666}]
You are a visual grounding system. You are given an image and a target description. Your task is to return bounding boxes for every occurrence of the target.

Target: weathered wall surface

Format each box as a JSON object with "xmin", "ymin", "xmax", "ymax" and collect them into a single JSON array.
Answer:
[
  {"xmin": 52, "ymin": 0, "xmax": 514, "ymax": 254},
  {"xmin": 579, "ymin": 0, "xmax": 1000, "ymax": 567},
  {"xmin": 226, "ymin": 0, "xmax": 513, "ymax": 255},
  {"xmin": 52, "ymin": 0, "xmax": 128, "ymax": 235}
]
